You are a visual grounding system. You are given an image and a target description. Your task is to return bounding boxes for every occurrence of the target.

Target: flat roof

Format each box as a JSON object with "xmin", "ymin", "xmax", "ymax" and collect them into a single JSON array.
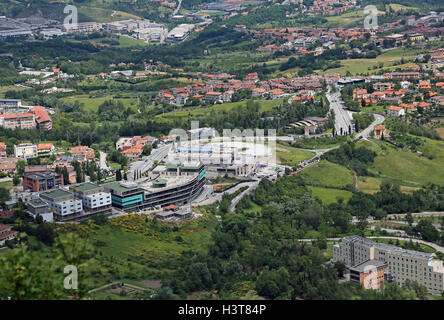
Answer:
[
  {"xmin": 350, "ymin": 259, "xmax": 387, "ymax": 272},
  {"xmin": 72, "ymin": 182, "xmax": 100, "ymax": 192},
  {"xmin": 27, "ymin": 198, "xmax": 48, "ymax": 207},
  {"xmin": 103, "ymin": 181, "xmax": 140, "ymax": 193},
  {"xmin": 40, "ymin": 188, "xmax": 71, "ymax": 200}
]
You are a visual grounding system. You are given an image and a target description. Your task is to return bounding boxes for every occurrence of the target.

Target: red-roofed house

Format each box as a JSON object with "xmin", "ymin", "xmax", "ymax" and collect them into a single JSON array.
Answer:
[
  {"xmin": 0, "ymin": 142, "xmax": 6, "ymax": 158},
  {"xmin": 31, "ymin": 106, "xmax": 52, "ymax": 130},
  {"xmin": 387, "ymin": 106, "xmax": 405, "ymax": 117},
  {"xmin": 374, "ymin": 124, "xmax": 386, "ymax": 139}
]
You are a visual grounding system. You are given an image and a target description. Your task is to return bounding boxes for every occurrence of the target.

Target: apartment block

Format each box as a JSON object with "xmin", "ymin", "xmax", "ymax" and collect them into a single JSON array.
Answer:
[
  {"xmin": 14, "ymin": 143, "xmax": 38, "ymax": 159},
  {"xmin": 70, "ymin": 182, "xmax": 112, "ymax": 216},
  {"xmin": 0, "ymin": 112, "xmax": 36, "ymax": 130},
  {"xmin": 71, "ymin": 146, "xmax": 95, "ymax": 161},
  {"xmin": 39, "ymin": 188, "xmax": 83, "ymax": 221},
  {"xmin": 333, "ymin": 236, "xmax": 444, "ymax": 294}
]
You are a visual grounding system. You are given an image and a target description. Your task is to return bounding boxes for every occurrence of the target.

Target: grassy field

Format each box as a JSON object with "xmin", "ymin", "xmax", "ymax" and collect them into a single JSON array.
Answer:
[
  {"xmin": 156, "ymin": 98, "xmax": 284, "ymax": 122},
  {"xmin": 78, "ymin": 6, "xmax": 141, "ymax": 23},
  {"xmin": 299, "ymin": 160, "xmax": 353, "ymax": 188},
  {"xmin": 386, "ymin": 4, "xmax": 419, "ymax": 12},
  {"xmin": 318, "ymin": 48, "xmax": 423, "ymax": 76},
  {"xmin": 360, "ymin": 138, "xmax": 444, "ymax": 186},
  {"xmin": 118, "ymin": 36, "xmax": 151, "ymax": 48},
  {"xmin": 61, "ymin": 95, "xmax": 138, "ymax": 112},
  {"xmin": 276, "ymin": 143, "xmax": 315, "ymax": 166},
  {"xmin": 358, "ymin": 176, "xmax": 421, "ymax": 194},
  {"xmin": 308, "ymin": 186, "xmax": 353, "ymax": 204},
  {"xmin": 323, "ymin": 10, "xmax": 368, "ymax": 28},
  {"xmin": 0, "ymin": 181, "xmax": 13, "ymax": 191}
]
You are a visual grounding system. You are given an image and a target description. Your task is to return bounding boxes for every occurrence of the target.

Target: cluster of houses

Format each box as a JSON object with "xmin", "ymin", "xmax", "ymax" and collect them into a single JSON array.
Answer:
[
  {"xmin": 234, "ymin": 10, "xmax": 443, "ymax": 58},
  {"xmin": 351, "ymin": 66, "xmax": 444, "ymax": 116},
  {"xmin": 116, "ymin": 136, "xmax": 157, "ymax": 161},
  {"xmin": 155, "ymin": 72, "xmax": 330, "ymax": 106}
]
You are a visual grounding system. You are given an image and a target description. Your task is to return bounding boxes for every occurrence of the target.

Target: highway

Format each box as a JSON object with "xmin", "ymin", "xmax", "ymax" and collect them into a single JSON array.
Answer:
[{"xmin": 326, "ymin": 89, "xmax": 354, "ymax": 136}]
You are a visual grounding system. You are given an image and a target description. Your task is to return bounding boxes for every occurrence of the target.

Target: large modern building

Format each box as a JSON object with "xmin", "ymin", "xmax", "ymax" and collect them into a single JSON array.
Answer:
[
  {"xmin": 39, "ymin": 189, "xmax": 83, "ymax": 221},
  {"xmin": 22, "ymin": 171, "xmax": 63, "ymax": 192},
  {"xmin": 333, "ymin": 236, "xmax": 444, "ymax": 294},
  {"xmin": 166, "ymin": 24, "xmax": 194, "ymax": 43},
  {"xmin": 70, "ymin": 183, "xmax": 112, "ymax": 217},
  {"xmin": 103, "ymin": 161, "xmax": 206, "ymax": 212}
]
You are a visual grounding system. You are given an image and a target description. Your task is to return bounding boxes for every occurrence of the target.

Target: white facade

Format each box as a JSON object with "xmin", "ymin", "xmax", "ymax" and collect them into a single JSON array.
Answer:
[
  {"xmin": 14, "ymin": 143, "xmax": 38, "ymax": 159},
  {"xmin": 48, "ymin": 199, "xmax": 83, "ymax": 217},
  {"xmin": 80, "ymin": 191, "xmax": 112, "ymax": 209}
]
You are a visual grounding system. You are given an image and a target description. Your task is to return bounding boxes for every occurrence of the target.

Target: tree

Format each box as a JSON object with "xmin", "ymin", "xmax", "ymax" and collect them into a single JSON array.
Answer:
[
  {"xmin": 151, "ymin": 286, "xmax": 175, "ymax": 300},
  {"xmin": 0, "ymin": 187, "xmax": 11, "ymax": 206},
  {"xmin": 256, "ymin": 267, "xmax": 290, "ymax": 299},
  {"xmin": 116, "ymin": 169, "xmax": 122, "ymax": 181},
  {"xmin": 142, "ymin": 144, "xmax": 152, "ymax": 156},
  {"xmin": 61, "ymin": 166, "xmax": 70, "ymax": 185},
  {"xmin": 406, "ymin": 213, "xmax": 413, "ymax": 226},
  {"xmin": 334, "ymin": 261, "xmax": 346, "ymax": 278},
  {"xmin": 16, "ymin": 160, "xmax": 26, "ymax": 176},
  {"xmin": 12, "ymin": 175, "xmax": 20, "ymax": 186}
]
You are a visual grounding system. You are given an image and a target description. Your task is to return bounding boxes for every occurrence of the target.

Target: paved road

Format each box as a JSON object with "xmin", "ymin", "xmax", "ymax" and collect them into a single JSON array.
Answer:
[
  {"xmin": 172, "ymin": 0, "xmax": 182, "ymax": 16},
  {"xmin": 327, "ymin": 89, "xmax": 354, "ymax": 136},
  {"xmin": 99, "ymin": 151, "xmax": 111, "ymax": 171},
  {"xmin": 198, "ymin": 180, "xmax": 260, "ymax": 206},
  {"xmin": 230, "ymin": 180, "xmax": 260, "ymax": 212},
  {"xmin": 354, "ymin": 113, "xmax": 385, "ymax": 140}
]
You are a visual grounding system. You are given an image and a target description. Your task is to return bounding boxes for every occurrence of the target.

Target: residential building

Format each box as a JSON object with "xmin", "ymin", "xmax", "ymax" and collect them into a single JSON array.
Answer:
[
  {"xmin": 0, "ymin": 99, "xmax": 21, "ymax": 108},
  {"xmin": 374, "ymin": 124, "xmax": 386, "ymax": 139},
  {"xmin": 0, "ymin": 142, "xmax": 6, "ymax": 158},
  {"xmin": 0, "ymin": 158, "xmax": 18, "ymax": 174},
  {"xmin": 14, "ymin": 143, "xmax": 38, "ymax": 159},
  {"xmin": 70, "ymin": 182, "xmax": 112, "ymax": 218},
  {"xmin": 387, "ymin": 106, "xmax": 405, "ymax": 117},
  {"xmin": 71, "ymin": 146, "xmax": 95, "ymax": 161},
  {"xmin": 0, "ymin": 224, "xmax": 18, "ymax": 246},
  {"xmin": 37, "ymin": 143, "xmax": 55, "ymax": 155},
  {"xmin": 39, "ymin": 188, "xmax": 83, "ymax": 221},
  {"xmin": 333, "ymin": 236, "xmax": 444, "ymax": 294},
  {"xmin": 32, "ymin": 106, "xmax": 52, "ymax": 130},
  {"xmin": 0, "ymin": 112, "xmax": 36, "ymax": 130}
]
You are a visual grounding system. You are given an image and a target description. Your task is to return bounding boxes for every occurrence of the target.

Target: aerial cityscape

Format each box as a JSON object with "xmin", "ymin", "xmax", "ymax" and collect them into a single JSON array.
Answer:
[{"xmin": 0, "ymin": 0, "xmax": 443, "ymax": 307}]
